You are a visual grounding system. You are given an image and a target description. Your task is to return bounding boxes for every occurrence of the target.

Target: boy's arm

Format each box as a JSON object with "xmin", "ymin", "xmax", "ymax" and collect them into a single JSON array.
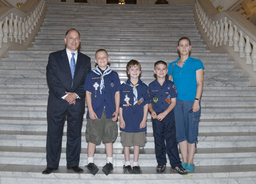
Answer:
[
  {"xmin": 148, "ymin": 103, "xmax": 157, "ymax": 119},
  {"xmin": 119, "ymin": 107, "xmax": 125, "ymax": 129},
  {"xmin": 140, "ymin": 103, "xmax": 148, "ymax": 129},
  {"xmin": 86, "ymin": 91, "xmax": 98, "ymax": 119},
  {"xmin": 112, "ymin": 91, "xmax": 120, "ymax": 121},
  {"xmin": 157, "ymin": 98, "xmax": 176, "ymax": 121},
  {"xmin": 168, "ymin": 75, "xmax": 173, "ymax": 81}
]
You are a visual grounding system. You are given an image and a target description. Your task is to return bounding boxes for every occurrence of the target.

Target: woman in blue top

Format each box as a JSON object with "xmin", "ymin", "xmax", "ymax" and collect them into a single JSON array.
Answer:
[{"xmin": 167, "ymin": 37, "xmax": 204, "ymax": 172}]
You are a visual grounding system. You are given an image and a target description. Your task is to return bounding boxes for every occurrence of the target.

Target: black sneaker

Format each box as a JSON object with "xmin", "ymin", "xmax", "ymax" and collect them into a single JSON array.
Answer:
[
  {"xmin": 86, "ymin": 163, "xmax": 99, "ymax": 175},
  {"xmin": 102, "ymin": 163, "xmax": 114, "ymax": 175},
  {"xmin": 171, "ymin": 165, "xmax": 187, "ymax": 175},
  {"xmin": 123, "ymin": 165, "xmax": 133, "ymax": 174},
  {"xmin": 133, "ymin": 166, "xmax": 142, "ymax": 174},
  {"xmin": 156, "ymin": 164, "xmax": 166, "ymax": 173}
]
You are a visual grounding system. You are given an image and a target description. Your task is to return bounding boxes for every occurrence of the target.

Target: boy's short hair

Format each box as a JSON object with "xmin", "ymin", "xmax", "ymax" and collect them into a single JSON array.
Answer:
[
  {"xmin": 94, "ymin": 49, "xmax": 110, "ymax": 67},
  {"xmin": 154, "ymin": 60, "xmax": 167, "ymax": 69},
  {"xmin": 95, "ymin": 49, "xmax": 108, "ymax": 58},
  {"xmin": 126, "ymin": 59, "xmax": 141, "ymax": 78},
  {"xmin": 154, "ymin": 60, "xmax": 167, "ymax": 78}
]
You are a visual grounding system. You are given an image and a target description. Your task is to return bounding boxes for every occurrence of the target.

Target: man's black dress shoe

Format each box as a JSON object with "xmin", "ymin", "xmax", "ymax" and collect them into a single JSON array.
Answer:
[
  {"xmin": 42, "ymin": 167, "xmax": 58, "ymax": 174},
  {"xmin": 67, "ymin": 166, "xmax": 84, "ymax": 173}
]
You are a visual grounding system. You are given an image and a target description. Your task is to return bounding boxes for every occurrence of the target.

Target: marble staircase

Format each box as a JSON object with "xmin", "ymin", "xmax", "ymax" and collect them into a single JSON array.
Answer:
[{"xmin": 0, "ymin": 2, "xmax": 256, "ymax": 184}]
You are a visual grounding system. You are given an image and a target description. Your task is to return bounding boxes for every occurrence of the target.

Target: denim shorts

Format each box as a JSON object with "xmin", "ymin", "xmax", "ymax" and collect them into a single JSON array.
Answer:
[{"xmin": 174, "ymin": 99, "xmax": 201, "ymax": 144}]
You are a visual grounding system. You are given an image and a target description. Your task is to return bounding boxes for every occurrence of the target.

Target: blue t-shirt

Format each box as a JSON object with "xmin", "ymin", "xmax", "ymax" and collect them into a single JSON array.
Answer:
[
  {"xmin": 120, "ymin": 79, "xmax": 149, "ymax": 133},
  {"xmin": 148, "ymin": 78, "xmax": 177, "ymax": 113},
  {"xmin": 83, "ymin": 70, "xmax": 121, "ymax": 119},
  {"xmin": 167, "ymin": 57, "xmax": 204, "ymax": 101}
]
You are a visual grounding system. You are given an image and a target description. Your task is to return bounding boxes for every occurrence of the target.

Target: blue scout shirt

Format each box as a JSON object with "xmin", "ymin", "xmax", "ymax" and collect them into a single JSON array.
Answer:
[
  {"xmin": 167, "ymin": 56, "xmax": 204, "ymax": 101},
  {"xmin": 120, "ymin": 79, "xmax": 149, "ymax": 133},
  {"xmin": 148, "ymin": 78, "xmax": 177, "ymax": 113},
  {"xmin": 83, "ymin": 70, "xmax": 121, "ymax": 119}
]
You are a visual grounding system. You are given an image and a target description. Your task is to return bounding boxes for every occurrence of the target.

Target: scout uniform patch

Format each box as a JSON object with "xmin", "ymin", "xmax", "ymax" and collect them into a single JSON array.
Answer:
[
  {"xmin": 153, "ymin": 97, "xmax": 158, "ymax": 103},
  {"xmin": 124, "ymin": 94, "xmax": 132, "ymax": 107}
]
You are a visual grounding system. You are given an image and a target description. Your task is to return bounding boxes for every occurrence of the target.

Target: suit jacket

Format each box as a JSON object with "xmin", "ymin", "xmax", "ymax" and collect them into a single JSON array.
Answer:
[{"xmin": 46, "ymin": 49, "xmax": 91, "ymax": 113}]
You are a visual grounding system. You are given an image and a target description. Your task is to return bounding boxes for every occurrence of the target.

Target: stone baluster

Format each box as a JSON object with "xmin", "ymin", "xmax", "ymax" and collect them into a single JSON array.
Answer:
[
  {"xmin": 216, "ymin": 21, "xmax": 220, "ymax": 47},
  {"xmin": 202, "ymin": 12, "xmax": 206, "ymax": 30},
  {"xmin": 207, "ymin": 18, "xmax": 211, "ymax": 37},
  {"xmin": 22, "ymin": 18, "xmax": 26, "ymax": 41},
  {"xmin": 204, "ymin": 16, "xmax": 208, "ymax": 34},
  {"xmin": 228, "ymin": 21, "xmax": 233, "ymax": 47},
  {"xmin": 13, "ymin": 15, "xmax": 18, "ymax": 43},
  {"xmin": 209, "ymin": 21, "xmax": 213, "ymax": 41},
  {"xmin": 252, "ymin": 42, "xmax": 256, "ymax": 71},
  {"xmin": 25, "ymin": 17, "xmax": 29, "ymax": 38},
  {"xmin": 3, "ymin": 17, "xmax": 8, "ymax": 43},
  {"xmin": 233, "ymin": 25, "xmax": 239, "ymax": 52},
  {"xmin": 213, "ymin": 21, "xmax": 216, "ymax": 45},
  {"xmin": 238, "ymin": 31, "xmax": 245, "ymax": 58},
  {"xmin": 0, "ymin": 21, "xmax": 3, "ymax": 48},
  {"xmin": 245, "ymin": 36, "xmax": 252, "ymax": 64},
  {"xmin": 28, "ymin": 16, "xmax": 32, "ymax": 34},
  {"xmin": 9, "ymin": 13, "xmax": 14, "ymax": 42},
  {"xmin": 224, "ymin": 17, "xmax": 228, "ymax": 45},
  {"xmin": 18, "ymin": 17, "xmax": 22, "ymax": 43},
  {"xmin": 30, "ymin": 12, "xmax": 34, "ymax": 31},
  {"xmin": 219, "ymin": 19, "xmax": 224, "ymax": 46},
  {"xmin": 33, "ymin": 9, "xmax": 37, "ymax": 26}
]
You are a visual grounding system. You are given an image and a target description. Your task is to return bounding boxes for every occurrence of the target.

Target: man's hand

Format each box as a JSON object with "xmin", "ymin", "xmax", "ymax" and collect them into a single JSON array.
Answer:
[{"xmin": 65, "ymin": 92, "xmax": 77, "ymax": 105}]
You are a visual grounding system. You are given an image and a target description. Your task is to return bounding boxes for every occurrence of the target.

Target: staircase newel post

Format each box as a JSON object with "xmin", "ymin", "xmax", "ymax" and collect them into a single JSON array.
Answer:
[
  {"xmin": 233, "ymin": 25, "xmax": 239, "ymax": 52},
  {"xmin": 3, "ymin": 17, "xmax": 8, "ymax": 43},
  {"xmin": 0, "ymin": 21, "xmax": 3, "ymax": 48},
  {"xmin": 245, "ymin": 36, "xmax": 252, "ymax": 64},
  {"xmin": 239, "ymin": 31, "xmax": 245, "ymax": 58},
  {"xmin": 228, "ymin": 21, "xmax": 233, "ymax": 47},
  {"xmin": 216, "ymin": 21, "xmax": 220, "ymax": 47},
  {"xmin": 252, "ymin": 42, "xmax": 256, "ymax": 71},
  {"xmin": 220, "ymin": 19, "xmax": 224, "ymax": 46},
  {"xmin": 224, "ymin": 17, "xmax": 228, "ymax": 45},
  {"xmin": 9, "ymin": 13, "xmax": 14, "ymax": 42},
  {"xmin": 13, "ymin": 15, "xmax": 18, "ymax": 43},
  {"xmin": 18, "ymin": 17, "xmax": 22, "ymax": 44}
]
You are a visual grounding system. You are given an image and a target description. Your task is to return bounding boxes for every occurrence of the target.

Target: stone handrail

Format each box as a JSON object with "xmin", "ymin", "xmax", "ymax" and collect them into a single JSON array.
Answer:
[
  {"xmin": 0, "ymin": 0, "xmax": 46, "ymax": 61},
  {"xmin": 194, "ymin": 0, "xmax": 256, "ymax": 86}
]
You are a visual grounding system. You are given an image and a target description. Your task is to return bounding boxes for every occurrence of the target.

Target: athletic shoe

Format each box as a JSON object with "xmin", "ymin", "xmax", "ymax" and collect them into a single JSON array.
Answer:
[
  {"xmin": 102, "ymin": 163, "xmax": 114, "ymax": 175},
  {"xmin": 123, "ymin": 165, "xmax": 133, "ymax": 174},
  {"xmin": 171, "ymin": 165, "xmax": 187, "ymax": 175},
  {"xmin": 86, "ymin": 163, "xmax": 99, "ymax": 175},
  {"xmin": 186, "ymin": 163, "xmax": 195, "ymax": 172},
  {"xmin": 156, "ymin": 164, "xmax": 166, "ymax": 173},
  {"xmin": 133, "ymin": 166, "xmax": 142, "ymax": 174}
]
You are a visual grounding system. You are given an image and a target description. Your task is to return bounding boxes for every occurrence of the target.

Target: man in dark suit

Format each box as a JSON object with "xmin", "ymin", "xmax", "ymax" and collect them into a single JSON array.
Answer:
[{"xmin": 42, "ymin": 28, "xmax": 91, "ymax": 174}]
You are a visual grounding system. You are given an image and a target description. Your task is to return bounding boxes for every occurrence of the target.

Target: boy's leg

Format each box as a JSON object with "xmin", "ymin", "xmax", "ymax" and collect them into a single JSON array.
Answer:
[
  {"xmin": 152, "ymin": 118, "xmax": 167, "ymax": 166},
  {"xmin": 124, "ymin": 146, "xmax": 131, "ymax": 163},
  {"xmin": 86, "ymin": 142, "xmax": 99, "ymax": 175},
  {"xmin": 105, "ymin": 142, "xmax": 113, "ymax": 160},
  {"xmin": 179, "ymin": 141, "xmax": 188, "ymax": 163},
  {"xmin": 164, "ymin": 112, "xmax": 181, "ymax": 168},
  {"xmin": 133, "ymin": 146, "xmax": 140, "ymax": 163}
]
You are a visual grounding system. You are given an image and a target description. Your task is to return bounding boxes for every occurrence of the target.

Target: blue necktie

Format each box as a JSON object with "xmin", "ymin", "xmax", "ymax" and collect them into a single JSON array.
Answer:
[{"xmin": 70, "ymin": 53, "xmax": 76, "ymax": 87}]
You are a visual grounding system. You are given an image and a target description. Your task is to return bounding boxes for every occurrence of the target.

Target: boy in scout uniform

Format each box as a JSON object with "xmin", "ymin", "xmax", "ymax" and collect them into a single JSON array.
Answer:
[
  {"xmin": 83, "ymin": 49, "xmax": 121, "ymax": 175},
  {"xmin": 148, "ymin": 60, "xmax": 187, "ymax": 175}
]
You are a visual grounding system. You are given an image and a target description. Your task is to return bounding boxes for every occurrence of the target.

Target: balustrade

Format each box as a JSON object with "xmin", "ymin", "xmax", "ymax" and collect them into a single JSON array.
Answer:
[
  {"xmin": 0, "ymin": 0, "xmax": 45, "ymax": 49},
  {"xmin": 195, "ymin": 0, "xmax": 256, "ymax": 72}
]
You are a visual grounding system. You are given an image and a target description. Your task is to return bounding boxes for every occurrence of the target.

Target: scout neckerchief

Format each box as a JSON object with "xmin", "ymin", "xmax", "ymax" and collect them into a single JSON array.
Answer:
[
  {"xmin": 124, "ymin": 79, "xmax": 139, "ymax": 105},
  {"xmin": 92, "ymin": 65, "xmax": 112, "ymax": 94}
]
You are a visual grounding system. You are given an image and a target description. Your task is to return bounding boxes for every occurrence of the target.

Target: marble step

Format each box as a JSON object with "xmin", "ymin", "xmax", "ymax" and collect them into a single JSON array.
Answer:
[
  {"xmin": 0, "ymin": 118, "xmax": 255, "ymax": 133},
  {"xmin": 1, "ymin": 164, "xmax": 255, "ymax": 184},
  {"xmin": 6, "ymin": 50, "xmax": 228, "ymax": 60},
  {"xmin": 1, "ymin": 147, "xmax": 256, "ymax": 167},
  {"xmin": 0, "ymin": 131, "xmax": 255, "ymax": 149}
]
